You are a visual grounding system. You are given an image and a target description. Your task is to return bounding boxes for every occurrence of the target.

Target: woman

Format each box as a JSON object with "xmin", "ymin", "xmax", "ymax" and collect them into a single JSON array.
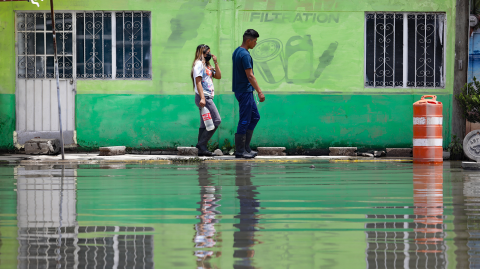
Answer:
[{"xmin": 192, "ymin": 44, "xmax": 222, "ymax": 156}]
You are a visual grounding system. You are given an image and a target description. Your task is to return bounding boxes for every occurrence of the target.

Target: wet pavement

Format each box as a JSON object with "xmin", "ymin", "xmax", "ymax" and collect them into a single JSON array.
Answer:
[
  {"xmin": 0, "ymin": 161, "xmax": 474, "ymax": 268},
  {"xmin": 0, "ymin": 153, "xmax": 412, "ymax": 165}
]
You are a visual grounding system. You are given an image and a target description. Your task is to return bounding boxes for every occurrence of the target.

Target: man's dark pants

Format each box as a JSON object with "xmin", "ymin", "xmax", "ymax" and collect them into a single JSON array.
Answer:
[{"xmin": 235, "ymin": 91, "xmax": 260, "ymax": 134}]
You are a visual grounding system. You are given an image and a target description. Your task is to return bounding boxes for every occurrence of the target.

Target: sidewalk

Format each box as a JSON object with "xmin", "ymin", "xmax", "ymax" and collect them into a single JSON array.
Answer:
[{"xmin": 0, "ymin": 153, "xmax": 414, "ymax": 165}]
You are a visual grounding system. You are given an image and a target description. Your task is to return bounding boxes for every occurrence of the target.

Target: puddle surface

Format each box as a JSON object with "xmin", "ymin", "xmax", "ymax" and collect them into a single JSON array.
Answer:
[{"xmin": 0, "ymin": 161, "xmax": 475, "ymax": 268}]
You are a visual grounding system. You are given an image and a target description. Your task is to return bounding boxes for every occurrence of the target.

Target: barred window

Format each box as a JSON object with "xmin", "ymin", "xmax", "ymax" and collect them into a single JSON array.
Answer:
[
  {"xmin": 365, "ymin": 13, "xmax": 445, "ymax": 88},
  {"xmin": 17, "ymin": 13, "xmax": 73, "ymax": 79},
  {"xmin": 76, "ymin": 12, "xmax": 112, "ymax": 79},
  {"xmin": 115, "ymin": 12, "xmax": 151, "ymax": 79},
  {"xmin": 76, "ymin": 11, "xmax": 151, "ymax": 80},
  {"xmin": 16, "ymin": 12, "xmax": 151, "ymax": 80}
]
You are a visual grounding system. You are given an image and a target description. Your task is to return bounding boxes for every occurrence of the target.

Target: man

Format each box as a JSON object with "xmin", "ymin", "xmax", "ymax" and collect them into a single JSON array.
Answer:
[{"xmin": 232, "ymin": 29, "xmax": 265, "ymax": 159}]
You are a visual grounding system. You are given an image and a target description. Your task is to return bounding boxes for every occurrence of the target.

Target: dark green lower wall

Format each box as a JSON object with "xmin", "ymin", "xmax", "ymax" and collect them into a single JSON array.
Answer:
[
  {"xmin": 0, "ymin": 94, "xmax": 15, "ymax": 150},
  {"xmin": 0, "ymin": 93, "xmax": 453, "ymax": 150},
  {"xmin": 76, "ymin": 94, "xmax": 452, "ymax": 150}
]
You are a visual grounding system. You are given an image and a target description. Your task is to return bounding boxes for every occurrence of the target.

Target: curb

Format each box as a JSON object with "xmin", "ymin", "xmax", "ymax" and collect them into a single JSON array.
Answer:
[{"xmin": 0, "ymin": 154, "xmax": 414, "ymax": 165}]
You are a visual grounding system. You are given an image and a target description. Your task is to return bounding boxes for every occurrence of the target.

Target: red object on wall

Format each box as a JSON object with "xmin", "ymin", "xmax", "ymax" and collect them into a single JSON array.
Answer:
[{"xmin": 413, "ymin": 95, "xmax": 443, "ymax": 164}]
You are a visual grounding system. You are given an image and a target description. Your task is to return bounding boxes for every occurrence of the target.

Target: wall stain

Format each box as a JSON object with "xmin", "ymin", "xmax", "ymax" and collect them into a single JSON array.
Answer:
[{"xmin": 159, "ymin": 0, "xmax": 209, "ymax": 92}]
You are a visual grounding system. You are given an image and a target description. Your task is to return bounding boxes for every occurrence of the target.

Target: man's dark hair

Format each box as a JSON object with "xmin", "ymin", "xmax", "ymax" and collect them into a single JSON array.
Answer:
[{"xmin": 243, "ymin": 29, "xmax": 259, "ymax": 42}]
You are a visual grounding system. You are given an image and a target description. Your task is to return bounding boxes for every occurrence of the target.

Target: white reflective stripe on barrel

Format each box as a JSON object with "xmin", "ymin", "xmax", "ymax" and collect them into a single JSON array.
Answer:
[
  {"xmin": 413, "ymin": 139, "xmax": 443, "ymax": 147},
  {"xmin": 427, "ymin": 117, "xmax": 443, "ymax": 125},
  {"xmin": 413, "ymin": 117, "xmax": 443, "ymax": 125}
]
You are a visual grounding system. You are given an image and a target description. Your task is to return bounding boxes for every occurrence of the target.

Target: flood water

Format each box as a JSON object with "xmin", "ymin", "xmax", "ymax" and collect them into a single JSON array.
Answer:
[{"xmin": 0, "ymin": 161, "xmax": 475, "ymax": 268}]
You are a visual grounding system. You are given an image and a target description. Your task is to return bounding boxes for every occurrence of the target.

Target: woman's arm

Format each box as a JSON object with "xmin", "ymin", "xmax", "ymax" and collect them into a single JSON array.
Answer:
[
  {"xmin": 212, "ymin": 55, "xmax": 221, "ymax": 79},
  {"xmin": 196, "ymin": 76, "xmax": 206, "ymax": 108}
]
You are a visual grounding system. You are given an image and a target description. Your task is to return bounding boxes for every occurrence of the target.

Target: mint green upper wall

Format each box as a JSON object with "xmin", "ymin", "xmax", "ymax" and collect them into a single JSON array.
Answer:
[
  {"xmin": 0, "ymin": 0, "xmax": 457, "ymax": 149},
  {"xmin": 0, "ymin": 0, "xmax": 456, "ymax": 95},
  {"xmin": 0, "ymin": 5, "xmax": 15, "ymax": 95},
  {"xmin": 235, "ymin": 0, "xmax": 455, "ymax": 95}
]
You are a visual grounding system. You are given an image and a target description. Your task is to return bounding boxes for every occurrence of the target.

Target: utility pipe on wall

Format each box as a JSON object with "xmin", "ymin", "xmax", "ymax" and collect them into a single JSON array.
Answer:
[{"xmin": 49, "ymin": 0, "xmax": 65, "ymax": 160}]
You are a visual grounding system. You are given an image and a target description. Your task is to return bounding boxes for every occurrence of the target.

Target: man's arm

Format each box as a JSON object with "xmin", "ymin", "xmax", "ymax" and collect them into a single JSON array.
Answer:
[{"xmin": 245, "ymin": 68, "xmax": 265, "ymax": 102}]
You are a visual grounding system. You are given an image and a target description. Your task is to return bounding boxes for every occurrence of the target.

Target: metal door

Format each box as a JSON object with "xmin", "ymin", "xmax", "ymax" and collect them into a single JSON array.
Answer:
[{"xmin": 15, "ymin": 12, "xmax": 76, "ymax": 145}]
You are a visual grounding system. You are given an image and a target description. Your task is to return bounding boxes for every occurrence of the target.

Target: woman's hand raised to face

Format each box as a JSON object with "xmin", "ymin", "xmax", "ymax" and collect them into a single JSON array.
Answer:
[{"xmin": 211, "ymin": 54, "xmax": 221, "ymax": 79}]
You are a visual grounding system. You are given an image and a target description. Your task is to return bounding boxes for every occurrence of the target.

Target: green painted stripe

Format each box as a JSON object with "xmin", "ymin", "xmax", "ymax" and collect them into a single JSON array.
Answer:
[
  {"xmin": 0, "ymin": 94, "xmax": 15, "ymax": 150},
  {"xmin": 76, "ymin": 94, "xmax": 452, "ymax": 150}
]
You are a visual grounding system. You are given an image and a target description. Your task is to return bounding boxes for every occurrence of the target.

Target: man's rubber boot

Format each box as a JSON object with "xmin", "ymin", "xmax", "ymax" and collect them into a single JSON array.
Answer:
[
  {"xmin": 235, "ymin": 133, "xmax": 255, "ymax": 159},
  {"xmin": 198, "ymin": 128, "xmax": 205, "ymax": 142},
  {"xmin": 196, "ymin": 127, "xmax": 217, "ymax": 156},
  {"xmin": 245, "ymin": 130, "xmax": 258, "ymax": 157}
]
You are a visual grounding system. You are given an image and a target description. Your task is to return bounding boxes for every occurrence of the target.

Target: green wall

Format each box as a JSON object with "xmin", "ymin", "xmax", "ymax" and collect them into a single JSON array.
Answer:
[
  {"xmin": 0, "ymin": 4, "xmax": 16, "ymax": 150},
  {"xmin": 0, "ymin": 0, "xmax": 457, "ymax": 150},
  {"xmin": 0, "ymin": 95, "xmax": 15, "ymax": 150},
  {"xmin": 77, "ymin": 94, "xmax": 452, "ymax": 149}
]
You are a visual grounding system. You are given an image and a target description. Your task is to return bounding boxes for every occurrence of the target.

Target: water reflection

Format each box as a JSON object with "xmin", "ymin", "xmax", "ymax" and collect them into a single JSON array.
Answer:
[
  {"xmin": 4, "ymin": 161, "xmax": 476, "ymax": 268},
  {"xmin": 15, "ymin": 165, "xmax": 154, "ymax": 269},
  {"xmin": 16, "ymin": 165, "xmax": 78, "ymax": 268},
  {"xmin": 233, "ymin": 163, "xmax": 261, "ymax": 269},
  {"xmin": 464, "ymin": 170, "xmax": 480, "ymax": 268},
  {"xmin": 365, "ymin": 164, "xmax": 446, "ymax": 269},
  {"xmin": 194, "ymin": 164, "xmax": 222, "ymax": 268}
]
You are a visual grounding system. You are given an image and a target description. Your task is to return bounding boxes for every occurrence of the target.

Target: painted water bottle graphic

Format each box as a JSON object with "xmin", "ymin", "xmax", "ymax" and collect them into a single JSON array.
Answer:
[
  {"xmin": 201, "ymin": 107, "xmax": 215, "ymax": 131},
  {"xmin": 285, "ymin": 35, "xmax": 314, "ymax": 83}
]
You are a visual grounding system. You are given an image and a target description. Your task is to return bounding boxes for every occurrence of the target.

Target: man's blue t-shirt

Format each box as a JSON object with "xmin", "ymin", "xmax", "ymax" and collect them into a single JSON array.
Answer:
[{"xmin": 232, "ymin": 47, "xmax": 254, "ymax": 93}]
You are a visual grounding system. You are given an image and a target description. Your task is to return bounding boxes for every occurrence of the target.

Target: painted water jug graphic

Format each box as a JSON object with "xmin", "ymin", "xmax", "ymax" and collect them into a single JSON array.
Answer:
[
  {"xmin": 250, "ymin": 38, "xmax": 285, "ymax": 84},
  {"xmin": 251, "ymin": 35, "xmax": 338, "ymax": 85},
  {"xmin": 285, "ymin": 35, "xmax": 314, "ymax": 83}
]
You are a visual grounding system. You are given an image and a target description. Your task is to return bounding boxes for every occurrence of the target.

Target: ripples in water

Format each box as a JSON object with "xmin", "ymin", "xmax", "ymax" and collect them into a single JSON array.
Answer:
[{"xmin": 0, "ymin": 161, "xmax": 475, "ymax": 268}]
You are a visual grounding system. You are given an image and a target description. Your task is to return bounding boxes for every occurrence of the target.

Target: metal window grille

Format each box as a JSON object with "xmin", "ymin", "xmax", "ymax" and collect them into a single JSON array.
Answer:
[
  {"xmin": 76, "ymin": 12, "xmax": 112, "ymax": 79},
  {"xmin": 115, "ymin": 12, "xmax": 151, "ymax": 79},
  {"xmin": 365, "ymin": 12, "xmax": 445, "ymax": 88},
  {"xmin": 17, "ymin": 12, "xmax": 73, "ymax": 79},
  {"xmin": 76, "ymin": 11, "xmax": 151, "ymax": 80},
  {"xmin": 16, "ymin": 11, "xmax": 151, "ymax": 80}
]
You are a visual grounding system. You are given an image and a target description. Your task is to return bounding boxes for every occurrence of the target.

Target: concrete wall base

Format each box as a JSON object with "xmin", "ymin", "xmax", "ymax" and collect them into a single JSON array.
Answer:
[
  {"xmin": 99, "ymin": 146, "xmax": 126, "ymax": 156},
  {"xmin": 177, "ymin": 147, "xmax": 198, "ymax": 156},
  {"xmin": 386, "ymin": 148, "xmax": 413, "ymax": 157},
  {"xmin": 329, "ymin": 147, "xmax": 357, "ymax": 156},
  {"xmin": 257, "ymin": 147, "xmax": 286, "ymax": 156},
  {"xmin": 462, "ymin": 161, "xmax": 480, "ymax": 169},
  {"xmin": 25, "ymin": 139, "xmax": 60, "ymax": 155}
]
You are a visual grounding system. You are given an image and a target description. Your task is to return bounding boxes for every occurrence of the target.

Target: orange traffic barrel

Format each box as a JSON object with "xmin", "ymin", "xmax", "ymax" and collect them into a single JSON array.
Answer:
[{"xmin": 413, "ymin": 95, "xmax": 443, "ymax": 164}]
